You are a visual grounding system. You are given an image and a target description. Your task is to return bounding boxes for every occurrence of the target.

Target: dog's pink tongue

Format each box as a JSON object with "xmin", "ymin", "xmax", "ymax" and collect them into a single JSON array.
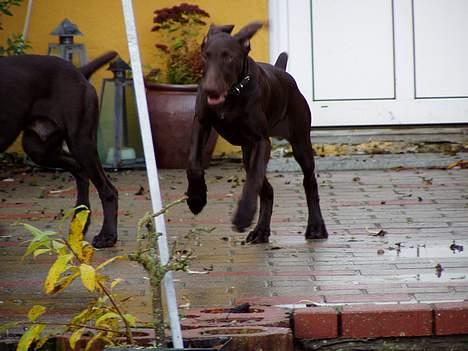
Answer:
[{"xmin": 207, "ymin": 94, "xmax": 226, "ymax": 106}]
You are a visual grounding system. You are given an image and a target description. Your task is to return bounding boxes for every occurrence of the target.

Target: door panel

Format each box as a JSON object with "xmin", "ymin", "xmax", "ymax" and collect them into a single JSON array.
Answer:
[
  {"xmin": 312, "ymin": 0, "xmax": 395, "ymax": 101},
  {"xmin": 413, "ymin": 0, "xmax": 468, "ymax": 99},
  {"xmin": 268, "ymin": 0, "xmax": 468, "ymax": 126}
]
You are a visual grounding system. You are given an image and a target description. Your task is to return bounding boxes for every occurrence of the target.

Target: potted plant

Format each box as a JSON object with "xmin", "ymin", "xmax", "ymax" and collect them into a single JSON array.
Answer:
[
  {"xmin": 1, "ymin": 202, "xmax": 230, "ymax": 350},
  {"xmin": 145, "ymin": 3, "xmax": 217, "ymax": 169},
  {"xmin": 0, "ymin": 0, "xmax": 31, "ymax": 57}
]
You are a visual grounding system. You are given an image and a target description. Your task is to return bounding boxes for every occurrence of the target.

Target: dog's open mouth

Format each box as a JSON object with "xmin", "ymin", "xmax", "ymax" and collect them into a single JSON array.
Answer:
[{"xmin": 207, "ymin": 92, "xmax": 227, "ymax": 106}]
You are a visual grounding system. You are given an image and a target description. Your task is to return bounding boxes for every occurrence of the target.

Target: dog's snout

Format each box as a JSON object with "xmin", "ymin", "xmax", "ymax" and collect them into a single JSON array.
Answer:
[
  {"xmin": 202, "ymin": 70, "xmax": 229, "ymax": 106},
  {"xmin": 203, "ymin": 87, "xmax": 221, "ymax": 98}
]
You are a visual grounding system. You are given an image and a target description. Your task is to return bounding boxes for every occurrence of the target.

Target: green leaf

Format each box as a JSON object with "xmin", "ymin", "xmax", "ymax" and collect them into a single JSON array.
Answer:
[
  {"xmin": 57, "ymin": 206, "xmax": 84, "ymax": 233},
  {"xmin": 48, "ymin": 271, "xmax": 80, "ymax": 294},
  {"xmin": 69, "ymin": 327, "xmax": 86, "ymax": 350},
  {"xmin": 33, "ymin": 335, "xmax": 51, "ymax": 351},
  {"xmin": 110, "ymin": 278, "xmax": 124, "ymax": 289},
  {"xmin": 95, "ymin": 312, "xmax": 120, "ymax": 327},
  {"xmin": 51, "ymin": 240, "xmax": 65, "ymax": 250},
  {"xmin": 72, "ymin": 308, "xmax": 95, "ymax": 325},
  {"xmin": 17, "ymin": 324, "xmax": 45, "ymax": 351},
  {"xmin": 27, "ymin": 305, "xmax": 46, "ymax": 322},
  {"xmin": 23, "ymin": 239, "xmax": 50, "ymax": 259},
  {"xmin": 33, "ymin": 248, "xmax": 52, "ymax": 257},
  {"xmin": 84, "ymin": 332, "xmax": 111, "ymax": 351},
  {"xmin": 79, "ymin": 264, "xmax": 96, "ymax": 292},
  {"xmin": 81, "ymin": 242, "xmax": 94, "ymax": 264},
  {"xmin": 96, "ymin": 256, "xmax": 125, "ymax": 271},
  {"xmin": 21, "ymin": 223, "xmax": 45, "ymax": 238},
  {"xmin": 21, "ymin": 223, "xmax": 58, "ymax": 259},
  {"xmin": 69, "ymin": 209, "xmax": 90, "ymax": 257},
  {"xmin": 44, "ymin": 254, "xmax": 73, "ymax": 294},
  {"xmin": 123, "ymin": 314, "xmax": 137, "ymax": 327},
  {"xmin": 61, "ymin": 207, "xmax": 77, "ymax": 222}
]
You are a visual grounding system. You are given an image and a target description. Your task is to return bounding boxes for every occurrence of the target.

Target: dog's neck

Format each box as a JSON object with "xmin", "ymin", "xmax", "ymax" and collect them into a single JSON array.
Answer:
[
  {"xmin": 228, "ymin": 56, "xmax": 251, "ymax": 96},
  {"xmin": 228, "ymin": 75, "xmax": 251, "ymax": 96}
]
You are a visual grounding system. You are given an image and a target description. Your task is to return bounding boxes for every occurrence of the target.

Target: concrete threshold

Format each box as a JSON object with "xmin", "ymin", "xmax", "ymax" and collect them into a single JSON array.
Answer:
[
  {"xmin": 268, "ymin": 152, "xmax": 468, "ymax": 172},
  {"xmin": 269, "ymin": 125, "xmax": 468, "ymax": 171}
]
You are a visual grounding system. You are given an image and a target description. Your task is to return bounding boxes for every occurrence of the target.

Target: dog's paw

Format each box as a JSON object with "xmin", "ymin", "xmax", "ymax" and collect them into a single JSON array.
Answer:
[
  {"xmin": 186, "ymin": 192, "xmax": 207, "ymax": 215},
  {"xmin": 246, "ymin": 228, "xmax": 270, "ymax": 244},
  {"xmin": 232, "ymin": 200, "xmax": 256, "ymax": 232},
  {"xmin": 186, "ymin": 170, "xmax": 207, "ymax": 215},
  {"xmin": 305, "ymin": 223, "xmax": 328, "ymax": 240},
  {"xmin": 92, "ymin": 233, "xmax": 117, "ymax": 248}
]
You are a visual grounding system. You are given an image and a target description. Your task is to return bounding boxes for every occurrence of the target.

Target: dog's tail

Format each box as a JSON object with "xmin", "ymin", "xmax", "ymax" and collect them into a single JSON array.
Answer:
[
  {"xmin": 274, "ymin": 52, "xmax": 288, "ymax": 71},
  {"xmin": 80, "ymin": 51, "xmax": 118, "ymax": 79}
]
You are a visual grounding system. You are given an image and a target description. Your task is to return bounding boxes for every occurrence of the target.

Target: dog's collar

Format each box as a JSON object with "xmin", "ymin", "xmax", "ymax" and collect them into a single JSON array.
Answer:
[{"xmin": 228, "ymin": 74, "xmax": 251, "ymax": 96}]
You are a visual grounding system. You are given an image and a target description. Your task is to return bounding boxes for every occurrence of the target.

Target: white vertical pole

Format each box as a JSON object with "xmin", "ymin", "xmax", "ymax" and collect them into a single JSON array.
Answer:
[
  {"xmin": 120, "ymin": 0, "xmax": 183, "ymax": 348},
  {"xmin": 22, "ymin": 0, "xmax": 33, "ymax": 39}
]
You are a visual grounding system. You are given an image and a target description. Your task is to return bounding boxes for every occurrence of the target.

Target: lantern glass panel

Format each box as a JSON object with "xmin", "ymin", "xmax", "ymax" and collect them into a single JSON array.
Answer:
[
  {"xmin": 47, "ymin": 43, "xmax": 87, "ymax": 67},
  {"xmin": 98, "ymin": 79, "xmax": 144, "ymax": 168}
]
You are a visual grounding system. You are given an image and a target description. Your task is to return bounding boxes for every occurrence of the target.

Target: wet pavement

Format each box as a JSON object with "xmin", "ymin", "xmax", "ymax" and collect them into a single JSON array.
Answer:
[{"xmin": 0, "ymin": 159, "xmax": 467, "ymax": 325}]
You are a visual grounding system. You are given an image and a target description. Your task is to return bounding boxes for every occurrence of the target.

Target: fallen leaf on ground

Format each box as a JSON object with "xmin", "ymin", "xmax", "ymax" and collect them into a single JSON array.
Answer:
[
  {"xmin": 267, "ymin": 246, "xmax": 283, "ymax": 250},
  {"xmin": 447, "ymin": 160, "xmax": 468, "ymax": 169},
  {"xmin": 134, "ymin": 186, "xmax": 145, "ymax": 195},
  {"xmin": 49, "ymin": 186, "xmax": 74, "ymax": 194},
  {"xmin": 366, "ymin": 227, "xmax": 387, "ymax": 236},
  {"xmin": 187, "ymin": 269, "xmax": 209, "ymax": 275}
]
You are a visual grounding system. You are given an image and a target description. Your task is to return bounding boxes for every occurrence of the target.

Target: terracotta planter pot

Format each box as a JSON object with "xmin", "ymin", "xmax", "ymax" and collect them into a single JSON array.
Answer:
[{"xmin": 145, "ymin": 82, "xmax": 218, "ymax": 169}]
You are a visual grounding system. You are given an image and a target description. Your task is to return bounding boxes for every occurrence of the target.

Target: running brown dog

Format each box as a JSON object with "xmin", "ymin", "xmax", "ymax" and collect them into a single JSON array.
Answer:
[
  {"xmin": 186, "ymin": 22, "xmax": 328, "ymax": 243},
  {"xmin": 0, "ymin": 52, "xmax": 119, "ymax": 248}
]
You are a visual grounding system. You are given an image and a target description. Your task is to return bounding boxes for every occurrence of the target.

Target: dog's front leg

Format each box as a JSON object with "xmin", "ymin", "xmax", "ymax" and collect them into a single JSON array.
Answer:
[
  {"xmin": 233, "ymin": 138, "xmax": 271, "ymax": 232},
  {"xmin": 186, "ymin": 116, "xmax": 211, "ymax": 214}
]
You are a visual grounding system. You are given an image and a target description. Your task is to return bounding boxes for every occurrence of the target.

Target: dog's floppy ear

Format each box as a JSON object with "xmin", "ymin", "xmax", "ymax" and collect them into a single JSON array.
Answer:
[
  {"xmin": 202, "ymin": 24, "xmax": 235, "ymax": 48},
  {"xmin": 234, "ymin": 21, "xmax": 264, "ymax": 53}
]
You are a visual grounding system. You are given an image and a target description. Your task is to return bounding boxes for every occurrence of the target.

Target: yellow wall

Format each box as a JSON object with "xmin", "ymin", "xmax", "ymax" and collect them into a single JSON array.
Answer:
[{"xmin": 1, "ymin": 0, "xmax": 269, "ymax": 157}]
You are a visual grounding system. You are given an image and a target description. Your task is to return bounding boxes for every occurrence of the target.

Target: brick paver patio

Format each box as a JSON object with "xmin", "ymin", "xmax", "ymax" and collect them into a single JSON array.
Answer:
[{"xmin": 0, "ymin": 160, "xmax": 467, "ymax": 338}]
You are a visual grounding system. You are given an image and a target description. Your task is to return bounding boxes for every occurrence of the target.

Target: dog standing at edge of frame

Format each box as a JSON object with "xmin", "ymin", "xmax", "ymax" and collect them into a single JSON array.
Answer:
[
  {"xmin": 186, "ymin": 21, "xmax": 328, "ymax": 243},
  {"xmin": 0, "ymin": 51, "xmax": 119, "ymax": 248}
]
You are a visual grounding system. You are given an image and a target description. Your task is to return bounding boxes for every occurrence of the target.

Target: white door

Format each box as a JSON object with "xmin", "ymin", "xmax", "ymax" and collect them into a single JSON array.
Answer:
[{"xmin": 269, "ymin": 0, "xmax": 468, "ymax": 127}]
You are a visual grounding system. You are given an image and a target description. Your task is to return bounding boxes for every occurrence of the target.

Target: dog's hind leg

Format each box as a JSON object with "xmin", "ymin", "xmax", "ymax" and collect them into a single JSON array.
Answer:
[
  {"xmin": 65, "ymin": 96, "xmax": 118, "ymax": 248},
  {"xmin": 290, "ymin": 137, "xmax": 328, "ymax": 239},
  {"xmin": 67, "ymin": 136, "xmax": 118, "ymax": 248},
  {"xmin": 288, "ymin": 98, "xmax": 328, "ymax": 240},
  {"xmin": 246, "ymin": 177, "xmax": 273, "ymax": 243},
  {"xmin": 22, "ymin": 120, "xmax": 91, "ymax": 209}
]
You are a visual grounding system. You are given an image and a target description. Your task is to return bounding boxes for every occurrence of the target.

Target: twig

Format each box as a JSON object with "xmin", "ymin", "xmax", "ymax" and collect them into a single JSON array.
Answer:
[{"xmin": 151, "ymin": 195, "xmax": 188, "ymax": 219}]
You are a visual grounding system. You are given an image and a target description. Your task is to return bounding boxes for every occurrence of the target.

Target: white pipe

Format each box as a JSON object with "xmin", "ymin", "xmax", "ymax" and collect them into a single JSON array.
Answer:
[
  {"xmin": 120, "ymin": 0, "xmax": 183, "ymax": 348},
  {"xmin": 22, "ymin": 0, "xmax": 33, "ymax": 39}
]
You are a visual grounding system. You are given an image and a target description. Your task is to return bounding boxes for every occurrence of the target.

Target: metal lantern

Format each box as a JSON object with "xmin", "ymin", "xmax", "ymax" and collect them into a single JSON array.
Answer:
[
  {"xmin": 47, "ymin": 18, "xmax": 87, "ymax": 67},
  {"xmin": 98, "ymin": 57, "xmax": 144, "ymax": 169}
]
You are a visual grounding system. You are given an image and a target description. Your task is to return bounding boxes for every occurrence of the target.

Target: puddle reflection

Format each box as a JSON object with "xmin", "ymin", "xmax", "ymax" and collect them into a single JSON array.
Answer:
[
  {"xmin": 386, "ymin": 242, "xmax": 466, "ymax": 258},
  {"xmin": 385, "ymin": 272, "xmax": 467, "ymax": 282}
]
